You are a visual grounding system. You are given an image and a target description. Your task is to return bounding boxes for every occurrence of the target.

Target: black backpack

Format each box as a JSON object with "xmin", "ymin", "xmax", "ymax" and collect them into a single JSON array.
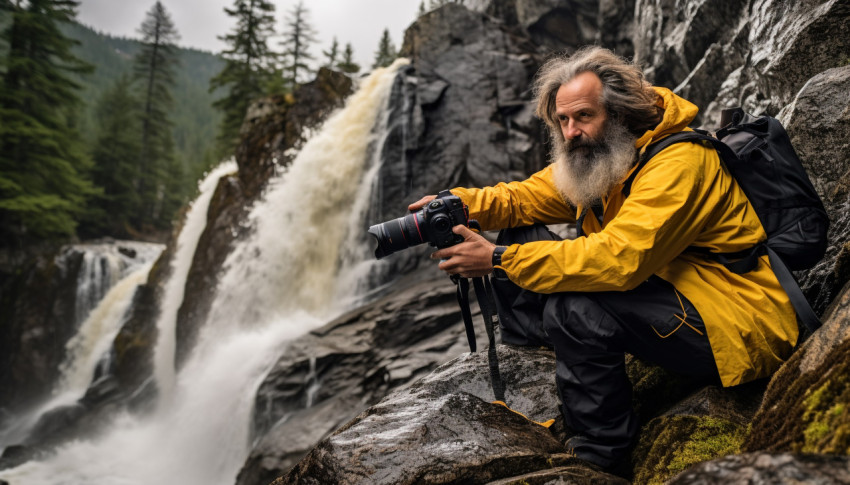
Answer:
[{"xmin": 626, "ymin": 107, "xmax": 829, "ymax": 333}]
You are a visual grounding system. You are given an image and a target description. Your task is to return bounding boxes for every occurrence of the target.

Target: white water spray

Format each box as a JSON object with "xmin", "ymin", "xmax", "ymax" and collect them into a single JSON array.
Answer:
[
  {"xmin": 0, "ymin": 59, "xmax": 408, "ymax": 485},
  {"xmin": 154, "ymin": 159, "xmax": 239, "ymax": 402}
]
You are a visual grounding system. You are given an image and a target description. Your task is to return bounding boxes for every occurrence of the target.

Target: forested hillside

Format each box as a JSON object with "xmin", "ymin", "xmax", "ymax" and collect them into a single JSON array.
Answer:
[
  {"xmin": 0, "ymin": 6, "xmax": 224, "ymax": 245},
  {"xmin": 62, "ymin": 21, "xmax": 225, "ymax": 185}
]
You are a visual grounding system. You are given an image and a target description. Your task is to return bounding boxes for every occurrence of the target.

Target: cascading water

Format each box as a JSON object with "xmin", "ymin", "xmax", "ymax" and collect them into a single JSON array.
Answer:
[
  {"xmin": 0, "ymin": 241, "xmax": 163, "ymax": 449},
  {"xmin": 71, "ymin": 241, "xmax": 164, "ymax": 328},
  {"xmin": 0, "ymin": 58, "xmax": 409, "ymax": 485}
]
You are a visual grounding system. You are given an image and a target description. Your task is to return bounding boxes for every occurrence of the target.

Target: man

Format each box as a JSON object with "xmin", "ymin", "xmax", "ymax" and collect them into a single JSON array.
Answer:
[{"xmin": 408, "ymin": 46, "xmax": 798, "ymax": 470}]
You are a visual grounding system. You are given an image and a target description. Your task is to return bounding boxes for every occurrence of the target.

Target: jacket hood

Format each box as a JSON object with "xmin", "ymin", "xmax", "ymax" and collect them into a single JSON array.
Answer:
[{"xmin": 635, "ymin": 87, "xmax": 699, "ymax": 150}]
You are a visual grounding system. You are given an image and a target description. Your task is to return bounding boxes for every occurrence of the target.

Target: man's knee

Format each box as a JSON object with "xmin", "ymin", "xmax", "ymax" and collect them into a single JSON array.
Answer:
[{"xmin": 542, "ymin": 292, "xmax": 616, "ymax": 350}]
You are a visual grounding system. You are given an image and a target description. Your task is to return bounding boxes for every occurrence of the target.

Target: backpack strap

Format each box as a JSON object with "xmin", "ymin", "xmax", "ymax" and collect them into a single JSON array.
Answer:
[
  {"xmin": 765, "ymin": 246, "xmax": 822, "ymax": 334},
  {"xmin": 623, "ymin": 130, "xmax": 739, "ymax": 197}
]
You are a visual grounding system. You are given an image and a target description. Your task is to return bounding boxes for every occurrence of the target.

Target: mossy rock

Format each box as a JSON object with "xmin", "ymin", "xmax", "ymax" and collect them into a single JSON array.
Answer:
[
  {"xmin": 745, "ymin": 282, "xmax": 850, "ymax": 454},
  {"xmin": 626, "ymin": 355, "xmax": 704, "ymax": 423},
  {"xmin": 631, "ymin": 415, "xmax": 745, "ymax": 485},
  {"xmin": 746, "ymin": 335, "xmax": 850, "ymax": 454}
]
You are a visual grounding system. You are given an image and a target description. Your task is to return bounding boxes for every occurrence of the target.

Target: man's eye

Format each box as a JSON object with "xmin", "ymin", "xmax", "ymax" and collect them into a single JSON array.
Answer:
[{"xmin": 558, "ymin": 115, "xmax": 567, "ymax": 122}]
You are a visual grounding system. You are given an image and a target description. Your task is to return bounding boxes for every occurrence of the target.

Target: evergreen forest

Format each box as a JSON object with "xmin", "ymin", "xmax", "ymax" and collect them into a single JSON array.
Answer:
[{"xmin": 0, "ymin": 0, "xmax": 399, "ymax": 248}]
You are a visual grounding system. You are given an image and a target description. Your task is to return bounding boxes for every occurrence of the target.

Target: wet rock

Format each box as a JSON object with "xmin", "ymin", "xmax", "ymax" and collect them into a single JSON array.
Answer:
[
  {"xmin": 628, "ymin": 362, "xmax": 766, "ymax": 483},
  {"xmin": 111, "ymin": 234, "xmax": 176, "ymax": 402},
  {"xmin": 0, "ymin": 245, "xmax": 82, "ymax": 414},
  {"xmin": 464, "ymin": 0, "xmax": 598, "ymax": 51},
  {"xmin": 373, "ymin": 4, "xmax": 549, "ymax": 279},
  {"xmin": 598, "ymin": 0, "xmax": 636, "ymax": 57},
  {"xmin": 0, "ymin": 444, "xmax": 37, "ymax": 471},
  {"xmin": 668, "ymin": 452, "xmax": 850, "ymax": 484},
  {"xmin": 634, "ymin": 0, "xmax": 747, "ymax": 95},
  {"xmin": 275, "ymin": 346, "xmax": 625, "ymax": 485},
  {"xmin": 235, "ymin": 274, "xmax": 481, "ymax": 485},
  {"xmin": 632, "ymin": 0, "xmax": 850, "ymax": 128},
  {"xmin": 485, "ymin": 463, "xmax": 630, "ymax": 485},
  {"xmin": 747, "ymin": 0, "xmax": 850, "ymax": 114},
  {"xmin": 779, "ymin": 66, "xmax": 850, "ymax": 316},
  {"xmin": 779, "ymin": 66, "xmax": 850, "ymax": 211},
  {"xmin": 744, "ymin": 282, "xmax": 850, "ymax": 454}
]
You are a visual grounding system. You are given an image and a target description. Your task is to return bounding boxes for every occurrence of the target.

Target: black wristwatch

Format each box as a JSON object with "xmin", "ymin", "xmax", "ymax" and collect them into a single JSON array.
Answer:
[{"xmin": 492, "ymin": 246, "xmax": 507, "ymax": 269}]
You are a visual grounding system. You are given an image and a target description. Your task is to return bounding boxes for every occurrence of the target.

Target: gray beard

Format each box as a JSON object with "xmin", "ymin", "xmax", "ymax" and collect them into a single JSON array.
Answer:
[{"xmin": 551, "ymin": 120, "xmax": 638, "ymax": 208}]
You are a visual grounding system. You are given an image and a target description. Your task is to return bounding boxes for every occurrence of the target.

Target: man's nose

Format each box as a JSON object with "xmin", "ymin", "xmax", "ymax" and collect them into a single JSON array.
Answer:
[{"xmin": 563, "ymin": 120, "xmax": 582, "ymax": 140}]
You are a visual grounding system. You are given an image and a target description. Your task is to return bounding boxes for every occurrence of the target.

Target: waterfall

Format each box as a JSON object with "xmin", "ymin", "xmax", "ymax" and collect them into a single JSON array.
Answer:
[
  {"xmin": 0, "ymin": 241, "xmax": 163, "ymax": 449},
  {"xmin": 71, "ymin": 241, "xmax": 164, "ymax": 327},
  {"xmin": 0, "ymin": 59, "xmax": 409, "ymax": 485},
  {"xmin": 154, "ymin": 159, "xmax": 239, "ymax": 403}
]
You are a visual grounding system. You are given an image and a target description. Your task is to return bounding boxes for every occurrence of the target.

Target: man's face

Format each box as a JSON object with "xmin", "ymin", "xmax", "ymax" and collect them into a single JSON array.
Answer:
[
  {"xmin": 550, "ymin": 72, "xmax": 637, "ymax": 208},
  {"xmin": 555, "ymin": 71, "xmax": 607, "ymax": 146}
]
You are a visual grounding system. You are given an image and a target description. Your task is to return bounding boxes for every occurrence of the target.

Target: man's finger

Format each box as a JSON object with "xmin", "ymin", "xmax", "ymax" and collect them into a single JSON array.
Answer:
[
  {"xmin": 453, "ymin": 225, "xmax": 477, "ymax": 239},
  {"xmin": 408, "ymin": 195, "xmax": 436, "ymax": 211}
]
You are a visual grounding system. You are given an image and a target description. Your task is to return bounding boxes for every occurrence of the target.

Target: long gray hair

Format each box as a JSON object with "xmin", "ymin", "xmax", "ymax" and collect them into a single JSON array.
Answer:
[{"xmin": 533, "ymin": 46, "xmax": 662, "ymax": 137}]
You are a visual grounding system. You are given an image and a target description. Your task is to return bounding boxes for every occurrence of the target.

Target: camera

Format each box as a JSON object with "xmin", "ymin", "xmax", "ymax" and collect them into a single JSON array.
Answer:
[{"xmin": 368, "ymin": 190, "xmax": 469, "ymax": 259}]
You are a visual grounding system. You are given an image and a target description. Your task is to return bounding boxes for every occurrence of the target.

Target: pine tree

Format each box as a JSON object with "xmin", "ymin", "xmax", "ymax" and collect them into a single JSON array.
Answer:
[
  {"xmin": 419, "ymin": 1, "xmax": 426, "ymax": 16},
  {"xmin": 372, "ymin": 28, "xmax": 397, "ymax": 69},
  {"xmin": 83, "ymin": 75, "xmax": 141, "ymax": 237},
  {"xmin": 323, "ymin": 36, "xmax": 339, "ymax": 68},
  {"xmin": 279, "ymin": 0, "xmax": 317, "ymax": 88},
  {"xmin": 0, "ymin": 0, "xmax": 96, "ymax": 245},
  {"xmin": 336, "ymin": 42, "xmax": 360, "ymax": 74},
  {"xmin": 209, "ymin": 0, "xmax": 276, "ymax": 155},
  {"xmin": 133, "ymin": 1, "xmax": 181, "ymax": 230}
]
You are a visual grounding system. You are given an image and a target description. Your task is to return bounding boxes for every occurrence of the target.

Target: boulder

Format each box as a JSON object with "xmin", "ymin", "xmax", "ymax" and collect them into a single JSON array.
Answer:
[
  {"xmin": 628, "ymin": 359, "xmax": 767, "ymax": 484},
  {"xmin": 234, "ymin": 274, "xmax": 483, "ymax": 485},
  {"xmin": 275, "ymin": 346, "xmax": 626, "ymax": 484},
  {"xmin": 744, "ymin": 282, "xmax": 850, "ymax": 453},
  {"xmin": 778, "ymin": 66, "xmax": 850, "ymax": 316},
  {"xmin": 668, "ymin": 452, "xmax": 850, "ymax": 484},
  {"xmin": 631, "ymin": 0, "xmax": 850, "ymax": 128}
]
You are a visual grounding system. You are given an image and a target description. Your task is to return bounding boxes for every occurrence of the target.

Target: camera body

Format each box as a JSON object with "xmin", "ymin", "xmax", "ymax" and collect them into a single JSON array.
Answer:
[{"xmin": 368, "ymin": 190, "xmax": 469, "ymax": 259}]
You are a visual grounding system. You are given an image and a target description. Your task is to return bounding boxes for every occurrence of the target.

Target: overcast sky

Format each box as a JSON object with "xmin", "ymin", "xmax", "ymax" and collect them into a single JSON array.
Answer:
[{"xmin": 76, "ymin": 0, "xmax": 423, "ymax": 70}]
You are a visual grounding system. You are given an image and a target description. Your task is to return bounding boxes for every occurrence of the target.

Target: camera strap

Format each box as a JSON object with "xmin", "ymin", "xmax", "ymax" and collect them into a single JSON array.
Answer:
[{"xmin": 451, "ymin": 273, "xmax": 506, "ymax": 404}]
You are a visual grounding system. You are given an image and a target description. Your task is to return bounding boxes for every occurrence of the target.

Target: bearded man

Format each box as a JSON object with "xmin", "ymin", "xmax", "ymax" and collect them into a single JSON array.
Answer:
[{"xmin": 408, "ymin": 46, "xmax": 798, "ymax": 472}]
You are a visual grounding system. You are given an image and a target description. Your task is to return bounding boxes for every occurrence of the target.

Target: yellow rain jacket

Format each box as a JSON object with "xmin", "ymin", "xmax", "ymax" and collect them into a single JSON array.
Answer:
[{"xmin": 451, "ymin": 87, "xmax": 798, "ymax": 387}]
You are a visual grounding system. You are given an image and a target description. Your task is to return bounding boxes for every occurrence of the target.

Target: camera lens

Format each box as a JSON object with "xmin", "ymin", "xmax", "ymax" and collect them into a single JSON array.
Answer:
[
  {"xmin": 431, "ymin": 214, "xmax": 451, "ymax": 233},
  {"xmin": 367, "ymin": 211, "xmax": 426, "ymax": 259}
]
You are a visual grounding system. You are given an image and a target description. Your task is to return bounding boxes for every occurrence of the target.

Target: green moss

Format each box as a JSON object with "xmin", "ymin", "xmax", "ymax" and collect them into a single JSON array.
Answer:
[
  {"xmin": 665, "ymin": 417, "xmax": 744, "ymax": 475},
  {"xmin": 798, "ymin": 375, "xmax": 850, "ymax": 454},
  {"xmin": 804, "ymin": 421, "xmax": 831, "ymax": 446},
  {"xmin": 632, "ymin": 415, "xmax": 744, "ymax": 485},
  {"xmin": 745, "ymin": 334, "xmax": 850, "ymax": 454}
]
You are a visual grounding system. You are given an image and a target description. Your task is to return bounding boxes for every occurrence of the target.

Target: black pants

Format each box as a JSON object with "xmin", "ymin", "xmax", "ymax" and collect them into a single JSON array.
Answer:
[{"xmin": 492, "ymin": 225, "xmax": 720, "ymax": 468}]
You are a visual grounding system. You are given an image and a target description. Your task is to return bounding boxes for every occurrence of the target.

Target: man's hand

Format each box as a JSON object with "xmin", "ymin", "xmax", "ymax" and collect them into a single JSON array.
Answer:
[
  {"xmin": 408, "ymin": 195, "xmax": 437, "ymax": 212},
  {"xmin": 432, "ymin": 225, "xmax": 497, "ymax": 278}
]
